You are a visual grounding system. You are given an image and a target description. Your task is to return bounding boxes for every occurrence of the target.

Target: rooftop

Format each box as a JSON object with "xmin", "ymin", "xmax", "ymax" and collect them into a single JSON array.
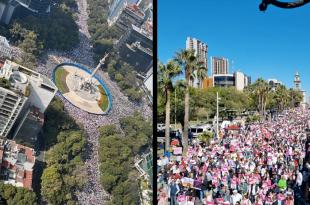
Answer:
[
  {"xmin": 126, "ymin": 4, "xmax": 145, "ymax": 18},
  {"xmin": 0, "ymin": 59, "xmax": 56, "ymax": 97},
  {"xmin": 0, "ymin": 139, "xmax": 35, "ymax": 190}
]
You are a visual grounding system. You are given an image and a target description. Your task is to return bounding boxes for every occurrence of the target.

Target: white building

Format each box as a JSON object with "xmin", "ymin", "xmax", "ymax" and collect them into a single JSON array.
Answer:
[
  {"xmin": 268, "ymin": 79, "xmax": 283, "ymax": 91},
  {"xmin": 186, "ymin": 37, "xmax": 208, "ymax": 88},
  {"xmin": 294, "ymin": 72, "xmax": 307, "ymax": 107},
  {"xmin": 212, "ymin": 71, "xmax": 250, "ymax": 91},
  {"xmin": 0, "ymin": 36, "xmax": 12, "ymax": 59},
  {"xmin": 0, "ymin": 60, "xmax": 57, "ymax": 139}
]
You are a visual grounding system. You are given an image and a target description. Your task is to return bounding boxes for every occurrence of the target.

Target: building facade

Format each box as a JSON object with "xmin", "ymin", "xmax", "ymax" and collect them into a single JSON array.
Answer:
[
  {"xmin": 213, "ymin": 74, "xmax": 235, "ymax": 87},
  {"xmin": 186, "ymin": 37, "xmax": 208, "ymax": 68},
  {"xmin": 294, "ymin": 72, "xmax": 306, "ymax": 106},
  {"xmin": 116, "ymin": 24, "xmax": 152, "ymax": 73},
  {"xmin": 211, "ymin": 57, "xmax": 229, "ymax": 75},
  {"xmin": 0, "ymin": 60, "xmax": 57, "ymax": 144},
  {"xmin": 210, "ymin": 71, "xmax": 250, "ymax": 91},
  {"xmin": 0, "ymin": 36, "xmax": 13, "ymax": 60},
  {"xmin": 114, "ymin": 4, "xmax": 145, "ymax": 32},
  {"xmin": 268, "ymin": 79, "xmax": 283, "ymax": 91},
  {"xmin": 108, "ymin": 0, "xmax": 141, "ymax": 27},
  {"xmin": 0, "ymin": 0, "xmax": 50, "ymax": 24},
  {"xmin": 186, "ymin": 37, "xmax": 208, "ymax": 88}
]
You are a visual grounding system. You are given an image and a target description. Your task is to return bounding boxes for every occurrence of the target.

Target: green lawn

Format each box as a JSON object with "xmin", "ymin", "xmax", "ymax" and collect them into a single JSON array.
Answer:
[
  {"xmin": 54, "ymin": 67, "xmax": 69, "ymax": 94},
  {"xmin": 97, "ymin": 85, "xmax": 109, "ymax": 112}
]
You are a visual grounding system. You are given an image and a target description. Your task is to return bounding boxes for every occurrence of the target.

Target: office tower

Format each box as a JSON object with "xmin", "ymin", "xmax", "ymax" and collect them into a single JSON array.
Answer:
[
  {"xmin": 0, "ymin": 60, "xmax": 57, "ymax": 143},
  {"xmin": 211, "ymin": 57, "xmax": 229, "ymax": 75}
]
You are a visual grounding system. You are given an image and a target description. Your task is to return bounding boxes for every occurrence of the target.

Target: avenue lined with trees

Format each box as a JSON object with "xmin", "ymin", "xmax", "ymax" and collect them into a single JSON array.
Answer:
[
  {"xmin": 158, "ymin": 49, "xmax": 304, "ymax": 154},
  {"xmin": 41, "ymin": 99, "xmax": 87, "ymax": 204}
]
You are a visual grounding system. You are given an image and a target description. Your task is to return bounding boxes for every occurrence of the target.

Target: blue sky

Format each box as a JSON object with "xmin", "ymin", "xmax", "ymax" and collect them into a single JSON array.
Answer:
[{"xmin": 158, "ymin": 0, "xmax": 310, "ymax": 98}]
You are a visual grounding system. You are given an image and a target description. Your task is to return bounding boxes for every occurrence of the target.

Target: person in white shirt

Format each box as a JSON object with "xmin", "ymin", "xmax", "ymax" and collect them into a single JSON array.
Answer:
[
  {"xmin": 296, "ymin": 171, "xmax": 303, "ymax": 187},
  {"xmin": 231, "ymin": 190, "xmax": 242, "ymax": 205}
]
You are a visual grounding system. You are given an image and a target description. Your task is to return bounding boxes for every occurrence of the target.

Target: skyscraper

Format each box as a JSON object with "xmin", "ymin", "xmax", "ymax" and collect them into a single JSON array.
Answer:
[
  {"xmin": 186, "ymin": 37, "xmax": 208, "ymax": 68},
  {"xmin": 186, "ymin": 37, "xmax": 208, "ymax": 88},
  {"xmin": 211, "ymin": 57, "xmax": 229, "ymax": 75},
  {"xmin": 0, "ymin": 60, "xmax": 57, "ymax": 142}
]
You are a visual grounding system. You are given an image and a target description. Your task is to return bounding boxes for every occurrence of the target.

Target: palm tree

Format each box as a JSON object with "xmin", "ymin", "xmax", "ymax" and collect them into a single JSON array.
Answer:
[
  {"xmin": 158, "ymin": 60, "xmax": 182, "ymax": 152},
  {"xmin": 274, "ymin": 85, "xmax": 289, "ymax": 112},
  {"xmin": 174, "ymin": 49, "xmax": 206, "ymax": 154},
  {"xmin": 250, "ymin": 78, "xmax": 270, "ymax": 116},
  {"xmin": 196, "ymin": 66, "xmax": 208, "ymax": 88}
]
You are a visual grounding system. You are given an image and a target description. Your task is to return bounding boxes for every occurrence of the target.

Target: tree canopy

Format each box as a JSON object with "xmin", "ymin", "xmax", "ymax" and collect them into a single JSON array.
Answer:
[{"xmin": 98, "ymin": 113, "xmax": 152, "ymax": 204}]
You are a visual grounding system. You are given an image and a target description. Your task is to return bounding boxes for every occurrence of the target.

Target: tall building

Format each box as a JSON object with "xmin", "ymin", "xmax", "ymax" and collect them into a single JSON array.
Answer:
[
  {"xmin": 108, "ymin": 0, "xmax": 141, "ymax": 27},
  {"xmin": 114, "ymin": 4, "xmax": 145, "ymax": 32},
  {"xmin": 185, "ymin": 37, "xmax": 208, "ymax": 88},
  {"xmin": 0, "ymin": 0, "xmax": 50, "ymax": 24},
  {"xmin": 211, "ymin": 57, "xmax": 229, "ymax": 75},
  {"xmin": 0, "ymin": 36, "xmax": 13, "ymax": 60},
  {"xmin": 0, "ymin": 60, "xmax": 57, "ymax": 144},
  {"xmin": 186, "ymin": 37, "xmax": 208, "ymax": 68},
  {"xmin": 116, "ymin": 24, "xmax": 152, "ymax": 73}
]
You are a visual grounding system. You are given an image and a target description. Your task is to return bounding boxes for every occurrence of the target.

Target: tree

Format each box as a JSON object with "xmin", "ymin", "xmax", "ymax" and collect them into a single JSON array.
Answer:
[
  {"xmin": 289, "ymin": 88, "xmax": 303, "ymax": 107},
  {"xmin": 158, "ymin": 61, "xmax": 182, "ymax": 152},
  {"xmin": 174, "ymin": 49, "xmax": 206, "ymax": 154},
  {"xmin": 41, "ymin": 166, "xmax": 64, "ymax": 204},
  {"xmin": 196, "ymin": 65, "xmax": 208, "ymax": 88},
  {"xmin": 0, "ymin": 183, "xmax": 37, "ymax": 205},
  {"xmin": 245, "ymin": 78, "xmax": 270, "ymax": 116}
]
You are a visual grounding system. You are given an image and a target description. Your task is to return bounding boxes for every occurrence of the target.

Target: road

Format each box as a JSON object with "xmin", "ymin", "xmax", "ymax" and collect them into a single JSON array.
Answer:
[{"xmin": 35, "ymin": 0, "xmax": 152, "ymax": 203}]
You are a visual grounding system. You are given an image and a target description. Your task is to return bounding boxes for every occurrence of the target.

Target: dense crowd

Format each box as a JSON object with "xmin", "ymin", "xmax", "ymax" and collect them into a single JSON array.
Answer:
[
  {"xmin": 34, "ymin": 0, "xmax": 152, "ymax": 203},
  {"xmin": 157, "ymin": 108, "xmax": 310, "ymax": 205}
]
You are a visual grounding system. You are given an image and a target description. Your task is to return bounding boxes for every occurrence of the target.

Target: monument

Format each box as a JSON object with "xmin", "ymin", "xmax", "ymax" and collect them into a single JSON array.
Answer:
[{"xmin": 53, "ymin": 54, "xmax": 112, "ymax": 114}]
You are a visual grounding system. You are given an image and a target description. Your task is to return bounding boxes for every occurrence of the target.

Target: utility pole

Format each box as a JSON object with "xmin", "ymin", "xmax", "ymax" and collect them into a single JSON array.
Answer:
[
  {"xmin": 216, "ymin": 92, "xmax": 219, "ymax": 140},
  {"xmin": 174, "ymin": 88, "xmax": 177, "ymax": 130}
]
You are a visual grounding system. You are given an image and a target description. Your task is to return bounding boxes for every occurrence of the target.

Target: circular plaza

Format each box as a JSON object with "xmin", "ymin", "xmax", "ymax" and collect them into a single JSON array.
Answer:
[{"xmin": 53, "ymin": 63, "xmax": 112, "ymax": 114}]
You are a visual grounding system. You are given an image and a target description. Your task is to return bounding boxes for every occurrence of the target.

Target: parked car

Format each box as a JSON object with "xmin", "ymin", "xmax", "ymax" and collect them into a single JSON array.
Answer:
[{"xmin": 189, "ymin": 124, "xmax": 212, "ymax": 137}]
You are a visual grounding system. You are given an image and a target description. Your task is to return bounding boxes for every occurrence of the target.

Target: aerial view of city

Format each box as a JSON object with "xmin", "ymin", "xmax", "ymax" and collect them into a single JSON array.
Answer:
[
  {"xmin": 157, "ymin": 1, "xmax": 310, "ymax": 205},
  {"xmin": 0, "ymin": 0, "xmax": 153, "ymax": 204}
]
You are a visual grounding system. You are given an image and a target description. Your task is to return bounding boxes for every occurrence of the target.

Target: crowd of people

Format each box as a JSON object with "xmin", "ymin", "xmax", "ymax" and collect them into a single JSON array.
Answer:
[
  {"xmin": 34, "ymin": 0, "xmax": 152, "ymax": 203},
  {"xmin": 157, "ymin": 108, "xmax": 310, "ymax": 205}
]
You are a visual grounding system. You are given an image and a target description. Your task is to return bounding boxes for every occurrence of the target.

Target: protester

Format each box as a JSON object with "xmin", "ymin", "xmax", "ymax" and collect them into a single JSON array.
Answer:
[
  {"xmin": 158, "ymin": 107, "xmax": 310, "ymax": 204},
  {"xmin": 34, "ymin": 0, "xmax": 152, "ymax": 202}
]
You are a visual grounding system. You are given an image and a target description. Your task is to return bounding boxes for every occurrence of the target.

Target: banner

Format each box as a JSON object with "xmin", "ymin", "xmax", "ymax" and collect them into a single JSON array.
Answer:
[{"xmin": 173, "ymin": 147, "xmax": 182, "ymax": 155}]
